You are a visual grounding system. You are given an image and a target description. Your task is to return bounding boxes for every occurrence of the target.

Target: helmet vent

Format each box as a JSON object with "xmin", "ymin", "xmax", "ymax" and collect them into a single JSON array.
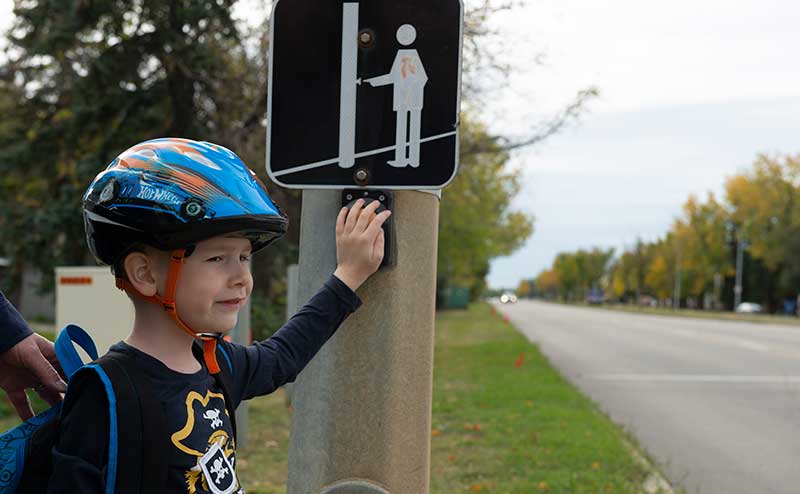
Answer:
[
  {"xmin": 99, "ymin": 180, "xmax": 116, "ymax": 203},
  {"xmin": 184, "ymin": 201, "xmax": 203, "ymax": 217},
  {"xmin": 183, "ymin": 151, "xmax": 222, "ymax": 170}
]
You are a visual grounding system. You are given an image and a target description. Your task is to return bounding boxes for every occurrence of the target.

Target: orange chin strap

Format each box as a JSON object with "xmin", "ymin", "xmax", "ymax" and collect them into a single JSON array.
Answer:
[{"xmin": 115, "ymin": 248, "xmax": 221, "ymax": 374}]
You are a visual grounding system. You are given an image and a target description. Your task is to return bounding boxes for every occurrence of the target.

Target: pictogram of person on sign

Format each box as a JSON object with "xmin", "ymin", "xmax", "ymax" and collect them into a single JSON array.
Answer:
[{"xmin": 361, "ymin": 24, "xmax": 428, "ymax": 168}]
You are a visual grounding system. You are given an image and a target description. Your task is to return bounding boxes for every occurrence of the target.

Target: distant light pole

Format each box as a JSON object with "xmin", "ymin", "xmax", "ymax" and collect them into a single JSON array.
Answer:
[
  {"xmin": 673, "ymin": 252, "xmax": 681, "ymax": 309},
  {"xmin": 734, "ymin": 237, "xmax": 748, "ymax": 309},
  {"xmin": 726, "ymin": 220, "xmax": 746, "ymax": 311}
]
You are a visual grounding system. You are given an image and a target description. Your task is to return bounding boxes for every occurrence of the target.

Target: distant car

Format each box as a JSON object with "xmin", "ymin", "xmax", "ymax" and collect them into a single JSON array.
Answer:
[
  {"xmin": 586, "ymin": 288, "xmax": 605, "ymax": 305},
  {"xmin": 735, "ymin": 302, "xmax": 763, "ymax": 314},
  {"xmin": 638, "ymin": 295, "xmax": 658, "ymax": 308},
  {"xmin": 500, "ymin": 292, "xmax": 518, "ymax": 304}
]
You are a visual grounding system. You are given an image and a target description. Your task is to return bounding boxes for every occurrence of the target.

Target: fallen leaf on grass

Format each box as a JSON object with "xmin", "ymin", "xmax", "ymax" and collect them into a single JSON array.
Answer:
[
  {"xmin": 537, "ymin": 481, "xmax": 549, "ymax": 491},
  {"xmin": 431, "ymin": 429, "xmax": 442, "ymax": 436},
  {"xmin": 470, "ymin": 484, "xmax": 483, "ymax": 492},
  {"xmin": 591, "ymin": 461, "xmax": 601, "ymax": 469},
  {"xmin": 514, "ymin": 353, "xmax": 524, "ymax": 367},
  {"xmin": 463, "ymin": 423, "xmax": 482, "ymax": 431}
]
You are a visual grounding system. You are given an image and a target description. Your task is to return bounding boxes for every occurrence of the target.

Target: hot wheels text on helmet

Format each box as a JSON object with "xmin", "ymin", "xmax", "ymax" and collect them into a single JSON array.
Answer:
[{"xmin": 83, "ymin": 138, "xmax": 288, "ymax": 266}]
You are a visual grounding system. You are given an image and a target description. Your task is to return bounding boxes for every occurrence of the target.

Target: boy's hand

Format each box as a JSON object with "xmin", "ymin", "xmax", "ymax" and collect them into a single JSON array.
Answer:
[{"xmin": 334, "ymin": 199, "xmax": 392, "ymax": 292}]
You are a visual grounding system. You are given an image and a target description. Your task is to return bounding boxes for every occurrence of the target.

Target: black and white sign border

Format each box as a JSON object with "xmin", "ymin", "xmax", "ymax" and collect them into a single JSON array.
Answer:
[{"xmin": 265, "ymin": 0, "xmax": 464, "ymax": 190}]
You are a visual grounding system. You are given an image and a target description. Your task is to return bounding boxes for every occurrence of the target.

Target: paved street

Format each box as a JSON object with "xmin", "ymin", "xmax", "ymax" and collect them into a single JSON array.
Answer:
[{"xmin": 494, "ymin": 300, "xmax": 800, "ymax": 494}]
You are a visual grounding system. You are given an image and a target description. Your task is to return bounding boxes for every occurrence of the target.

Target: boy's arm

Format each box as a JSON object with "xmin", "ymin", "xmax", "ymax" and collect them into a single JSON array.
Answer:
[
  {"xmin": 47, "ymin": 374, "xmax": 109, "ymax": 494},
  {"xmin": 227, "ymin": 274, "xmax": 361, "ymax": 404},
  {"xmin": 227, "ymin": 199, "xmax": 388, "ymax": 405}
]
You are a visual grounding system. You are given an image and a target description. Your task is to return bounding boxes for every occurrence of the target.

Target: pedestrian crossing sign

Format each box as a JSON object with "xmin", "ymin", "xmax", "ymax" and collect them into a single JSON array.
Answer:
[{"xmin": 267, "ymin": 0, "xmax": 463, "ymax": 189}]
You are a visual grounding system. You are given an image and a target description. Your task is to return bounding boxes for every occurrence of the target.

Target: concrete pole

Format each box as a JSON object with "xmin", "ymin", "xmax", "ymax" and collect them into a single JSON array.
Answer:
[
  {"xmin": 232, "ymin": 279, "xmax": 251, "ymax": 448},
  {"xmin": 286, "ymin": 189, "xmax": 439, "ymax": 494},
  {"xmin": 283, "ymin": 263, "xmax": 299, "ymax": 408}
]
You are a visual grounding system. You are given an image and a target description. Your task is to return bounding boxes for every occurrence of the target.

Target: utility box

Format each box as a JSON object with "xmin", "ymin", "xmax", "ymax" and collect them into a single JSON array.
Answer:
[{"xmin": 55, "ymin": 266, "xmax": 134, "ymax": 356}]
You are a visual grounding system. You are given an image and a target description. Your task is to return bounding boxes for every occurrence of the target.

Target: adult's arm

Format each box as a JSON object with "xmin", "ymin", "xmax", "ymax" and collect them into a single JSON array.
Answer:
[
  {"xmin": 0, "ymin": 290, "xmax": 67, "ymax": 420},
  {"xmin": 0, "ymin": 290, "xmax": 33, "ymax": 354}
]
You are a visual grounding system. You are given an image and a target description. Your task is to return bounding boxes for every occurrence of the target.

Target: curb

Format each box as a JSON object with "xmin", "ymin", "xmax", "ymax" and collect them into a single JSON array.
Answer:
[{"xmin": 623, "ymin": 440, "xmax": 675, "ymax": 494}]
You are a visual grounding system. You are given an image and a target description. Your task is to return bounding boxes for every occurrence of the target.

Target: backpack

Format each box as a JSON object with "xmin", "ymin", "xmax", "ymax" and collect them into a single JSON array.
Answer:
[{"xmin": 0, "ymin": 325, "xmax": 236, "ymax": 494}]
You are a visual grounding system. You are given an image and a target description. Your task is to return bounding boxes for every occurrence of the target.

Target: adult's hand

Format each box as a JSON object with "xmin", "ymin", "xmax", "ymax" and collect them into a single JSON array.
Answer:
[{"xmin": 0, "ymin": 333, "xmax": 67, "ymax": 420}]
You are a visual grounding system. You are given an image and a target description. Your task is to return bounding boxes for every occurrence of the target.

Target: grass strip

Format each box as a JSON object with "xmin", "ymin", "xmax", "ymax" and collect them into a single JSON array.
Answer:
[{"xmin": 430, "ymin": 303, "xmax": 651, "ymax": 493}]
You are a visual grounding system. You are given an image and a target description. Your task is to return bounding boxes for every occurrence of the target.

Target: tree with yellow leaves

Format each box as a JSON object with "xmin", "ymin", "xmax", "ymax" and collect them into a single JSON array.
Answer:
[{"xmin": 725, "ymin": 154, "xmax": 800, "ymax": 307}]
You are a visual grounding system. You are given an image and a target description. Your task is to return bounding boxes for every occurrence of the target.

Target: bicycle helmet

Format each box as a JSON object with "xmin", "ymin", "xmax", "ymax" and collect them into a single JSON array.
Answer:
[{"xmin": 83, "ymin": 138, "xmax": 288, "ymax": 373}]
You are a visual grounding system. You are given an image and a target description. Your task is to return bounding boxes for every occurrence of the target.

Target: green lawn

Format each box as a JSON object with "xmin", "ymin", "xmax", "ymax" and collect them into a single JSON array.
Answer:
[
  {"xmin": 2, "ymin": 304, "xmax": 661, "ymax": 493},
  {"xmin": 429, "ymin": 304, "xmax": 654, "ymax": 493}
]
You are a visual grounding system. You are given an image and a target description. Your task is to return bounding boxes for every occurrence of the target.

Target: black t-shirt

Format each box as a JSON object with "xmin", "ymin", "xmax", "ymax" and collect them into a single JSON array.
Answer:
[
  {"xmin": 47, "ymin": 275, "xmax": 361, "ymax": 494},
  {"xmin": 0, "ymin": 290, "xmax": 33, "ymax": 355}
]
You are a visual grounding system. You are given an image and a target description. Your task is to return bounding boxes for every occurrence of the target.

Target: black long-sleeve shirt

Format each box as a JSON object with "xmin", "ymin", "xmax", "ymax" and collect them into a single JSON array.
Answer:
[
  {"xmin": 0, "ymin": 290, "xmax": 34, "ymax": 355},
  {"xmin": 47, "ymin": 275, "xmax": 361, "ymax": 494}
]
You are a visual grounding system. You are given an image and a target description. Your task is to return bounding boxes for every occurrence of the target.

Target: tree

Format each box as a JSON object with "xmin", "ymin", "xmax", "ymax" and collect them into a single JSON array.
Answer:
[
  {"xmin": 672, "ymin": 193, "xmax": 733, "ymax": 298},
  {"xmin": 725, "ymin": 154, "xmax": 800, "ymax": 305},
  {"xmin": 437, "ymin": 116, "xmax": 534, "ymax": 304},
  {"xmin": 545, "ymin": 247, "xmax": 613, "ymax": 301},
  {"xmin": 516, "ymin": 278, "xmax": 533, "ymax": 298},
  {"xmin": 535, "ymin": 270, "xmax": 559, "ymax": 300},
  {"xmin": 0, "ymin": 0, "xmax": 253, "ymax": 296}
]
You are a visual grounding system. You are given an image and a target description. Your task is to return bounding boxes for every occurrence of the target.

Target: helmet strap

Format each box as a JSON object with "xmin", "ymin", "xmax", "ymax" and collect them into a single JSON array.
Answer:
[{"xmin": 114, "ymin": 248, "xmax": 221, "ymax": 374}]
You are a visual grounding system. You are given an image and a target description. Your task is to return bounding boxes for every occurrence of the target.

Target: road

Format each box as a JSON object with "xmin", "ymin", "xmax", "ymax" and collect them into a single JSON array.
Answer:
[{"xmin": 494, "ymin": 300, "xmax": 800, "ymax": 494}]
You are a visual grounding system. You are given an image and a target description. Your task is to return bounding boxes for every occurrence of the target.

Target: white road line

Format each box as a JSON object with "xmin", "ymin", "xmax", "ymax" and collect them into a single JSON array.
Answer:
[
  {"xmin": 273, "ymin": 131, "xmax": 458, "ymax": 177},
  {"xmin": 587, "ymin": 374, "xmax": 800, "ymax": 383},
  {"xmin": 736, "ymin": 340, "xmax": 769, "ymax": 352}
]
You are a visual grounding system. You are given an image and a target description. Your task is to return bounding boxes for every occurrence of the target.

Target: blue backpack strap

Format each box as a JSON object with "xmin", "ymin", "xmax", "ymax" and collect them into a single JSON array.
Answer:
[
  {"xmin": 54, "ymin": 324, "xmax": 99, "ymax": 379},
  {"xmin": 64, "ymin": 364, "xmax": 118, "ymax": 494},
  {"xmin": 218, "ymin": 344, "xmax": 234, "ymax": 379}
]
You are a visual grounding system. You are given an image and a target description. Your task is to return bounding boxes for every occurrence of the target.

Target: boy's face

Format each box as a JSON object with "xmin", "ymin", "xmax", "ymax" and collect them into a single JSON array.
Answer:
[{"xmin": 172, "ymin": 234, "xmax": 253, "ymax": 334}]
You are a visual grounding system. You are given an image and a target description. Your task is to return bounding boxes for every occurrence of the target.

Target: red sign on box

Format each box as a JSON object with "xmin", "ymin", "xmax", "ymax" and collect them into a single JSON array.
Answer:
[{"xmin": 59, "ymin": 277, "xmax": 93, "ymax": 285}]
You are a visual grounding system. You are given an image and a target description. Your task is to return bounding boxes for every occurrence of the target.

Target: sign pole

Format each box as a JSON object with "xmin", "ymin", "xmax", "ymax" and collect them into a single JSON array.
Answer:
[{"xmin": 286, "ymin": 189, "xmax": 439, "ymax": 494}]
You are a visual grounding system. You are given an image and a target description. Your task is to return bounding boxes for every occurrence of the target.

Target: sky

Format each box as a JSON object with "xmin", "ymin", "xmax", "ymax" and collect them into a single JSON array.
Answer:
[
  {"xmin": 2, "ymin": 0, "xmax": 799, "ymax": 290},
  {"xmin": 482, "ymin": 0, "xmax": 800, "ymax": 288}
]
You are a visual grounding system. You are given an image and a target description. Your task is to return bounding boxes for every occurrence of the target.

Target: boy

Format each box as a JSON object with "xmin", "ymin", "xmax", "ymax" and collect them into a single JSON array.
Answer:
[{"xmin": 47, "ymin": 138, "xmax": 390, "ymax": 493}]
